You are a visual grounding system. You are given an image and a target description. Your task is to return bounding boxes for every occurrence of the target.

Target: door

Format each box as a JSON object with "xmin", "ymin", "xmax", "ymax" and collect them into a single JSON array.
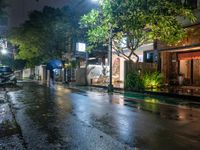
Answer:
[
  {"xmin": 193, "ymin": 59, "xmax": 200, "ymax": 86},
  {"xmin": 179, "ymin": 60, "xmax": 192, "ymax": 85}
]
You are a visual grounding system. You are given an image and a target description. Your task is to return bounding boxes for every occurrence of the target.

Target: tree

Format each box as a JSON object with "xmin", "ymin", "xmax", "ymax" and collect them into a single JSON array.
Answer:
[
  {"xmin": 0, "ymin": 0, "xmax": 7, "ymax": 17},
  {"xmin": 0, "ymin": 56, "xmax": 26, "ymax": 70},
  {"xmin": 80, "ymin": 0, "xmax": 196, "ymax": 62},
  {"xmin": 9, "ymin": 6, "xmax": 81, "ymax": 67},
  {"xmin": 0, "ymin": 0, "xmax": 8, "ymax": 38}
]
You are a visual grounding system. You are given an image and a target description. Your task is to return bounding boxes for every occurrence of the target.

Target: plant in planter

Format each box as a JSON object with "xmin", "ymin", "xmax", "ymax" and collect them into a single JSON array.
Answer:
[
  {"xmin": 143, "ymin": 72, "xmax": 163, "ymax": 89},
  {"xmin": 125, "ymin": 71, "xmax": 163, "ymax": 91}
]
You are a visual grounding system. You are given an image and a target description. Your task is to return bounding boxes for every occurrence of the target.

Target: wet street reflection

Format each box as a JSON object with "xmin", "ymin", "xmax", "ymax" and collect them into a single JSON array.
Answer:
[{"xmin": 7, "ymin": 82, "xmax": 200, "ymax": 150}]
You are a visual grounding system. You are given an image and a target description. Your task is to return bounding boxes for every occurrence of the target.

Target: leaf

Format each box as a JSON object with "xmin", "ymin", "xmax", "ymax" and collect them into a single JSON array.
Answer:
[{"xmin": 80, "ymin": 0, "xmax": 196, "ymax": 61}]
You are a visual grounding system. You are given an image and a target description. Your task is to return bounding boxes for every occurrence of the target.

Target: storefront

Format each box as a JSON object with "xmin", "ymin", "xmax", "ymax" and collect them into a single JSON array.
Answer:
[
  {"xmin": 178, "ymin": 51, "xmax": 200, "ymax": 85},
  {"xmin": 159, "ymin": 24, "xmax": 200, "ymax": 86}
]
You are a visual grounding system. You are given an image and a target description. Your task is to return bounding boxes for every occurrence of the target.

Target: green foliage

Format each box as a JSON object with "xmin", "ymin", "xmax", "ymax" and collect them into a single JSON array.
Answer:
[
  {"xmin": 0, "ymin": 0, "xmax": 8, "ymax": 38},
  {"xmin": 0, "ymin": 0, "xmax": 7, "ymax": 17},
  {"xmin": 67, "ymin": 60, "xmax": 78, "ymax": 68},
  {"xmin": 80, "ymin": 0, "xmax": 112, "ymax": 52},
  {"xmin": 125, "ymin": 71, "xmax": 144, "ymax": 91},
  {"xmin": 143, "ymin": 72, "xmax": 163, "ymax": 89},
  {"xmin": 9, "ymin": 6, "xmax": 82, "ymax": 67},
  {"xmin": 125, "ymin": 71, "xmax": 163, "ymax": 91},
  {"xmin": 0, "ymin": 54, "xmax": 26, "ymax": 70},
  {"xmin": 80, "ymin": 0, "xmax": 196, "ymax": 61}
]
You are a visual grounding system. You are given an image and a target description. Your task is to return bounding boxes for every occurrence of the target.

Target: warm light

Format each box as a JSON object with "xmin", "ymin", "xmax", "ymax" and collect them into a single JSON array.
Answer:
[{"xmin": 1, "ymin": 48, "xmax": 7, "ymax": 55}]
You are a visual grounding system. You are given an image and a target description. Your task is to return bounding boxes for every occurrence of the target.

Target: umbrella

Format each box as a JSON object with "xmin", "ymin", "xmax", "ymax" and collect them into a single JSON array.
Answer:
[{"xmin": 46, "ymin": 59, "xmax": 63, "ymax": 70}]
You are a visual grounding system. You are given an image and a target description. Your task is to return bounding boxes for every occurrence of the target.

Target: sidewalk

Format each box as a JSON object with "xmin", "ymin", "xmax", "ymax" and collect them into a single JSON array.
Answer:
[
  {"xmin": 36, "ymin": 78, "xmax": 200, "ymax": 103},
  {"xmin": 88, "ymin": 84, "xmax": 200, "ymax": 101},
  {"xmin": 61, "ymin": 83, "xmax": 200, "ymax": 109},
  {"xmin": 0, "ymin": 90, "xmax": 25, "ymax": 150}
]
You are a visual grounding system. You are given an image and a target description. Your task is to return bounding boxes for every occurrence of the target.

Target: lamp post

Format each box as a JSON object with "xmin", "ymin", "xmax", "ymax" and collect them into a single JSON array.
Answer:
[
  {"xmin": 0, "ymin": 48, "xmax": 13, "ymax": 66},
  {"xmin": 107, "ymin": 23, "xmax": 113, "ymax": 92},
  {"xmin": 91, "ymin": 0, "xmax": 113, "ymax": 92}
]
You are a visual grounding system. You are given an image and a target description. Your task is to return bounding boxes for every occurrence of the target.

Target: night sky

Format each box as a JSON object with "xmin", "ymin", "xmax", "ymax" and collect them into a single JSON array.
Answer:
[{"xmin": 8, "ymin": 0, "xmax": 97, "ymax": 28}]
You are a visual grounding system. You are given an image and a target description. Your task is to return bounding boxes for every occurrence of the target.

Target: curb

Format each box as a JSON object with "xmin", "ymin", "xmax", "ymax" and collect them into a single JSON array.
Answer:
[{"xmin": 89, "ymin": 85, "xmax": 200, "ymax": 101}]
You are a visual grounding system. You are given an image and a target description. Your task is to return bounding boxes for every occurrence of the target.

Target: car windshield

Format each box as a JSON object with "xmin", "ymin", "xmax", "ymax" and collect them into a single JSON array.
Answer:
[{"xmin": 0, "ymin": 67, "xmax": 12, "ymax": 73}]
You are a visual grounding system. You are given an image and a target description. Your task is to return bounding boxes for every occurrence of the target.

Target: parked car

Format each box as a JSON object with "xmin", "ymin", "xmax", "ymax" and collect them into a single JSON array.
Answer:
[{"xmin": 0, "ymin": 66, "xmax": 17, "ymax": 85}]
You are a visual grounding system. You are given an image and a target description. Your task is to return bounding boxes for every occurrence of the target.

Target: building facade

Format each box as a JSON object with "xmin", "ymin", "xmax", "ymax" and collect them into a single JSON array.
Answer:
[{"xmin": 158, "ymin": 0, "xmax": 200, "ymax": 85}]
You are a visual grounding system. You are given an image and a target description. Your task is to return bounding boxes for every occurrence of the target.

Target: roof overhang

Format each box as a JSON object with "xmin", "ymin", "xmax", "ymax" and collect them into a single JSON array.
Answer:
[{"xmin": 158, "ymin": 43, "xmax": 200, "ymax": 53}]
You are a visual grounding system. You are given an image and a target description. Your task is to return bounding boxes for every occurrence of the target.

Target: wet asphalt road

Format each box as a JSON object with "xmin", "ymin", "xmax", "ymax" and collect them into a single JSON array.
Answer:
[{"xmin": 4, "ymin": 82, "xmax": 200, "ymax": 150}]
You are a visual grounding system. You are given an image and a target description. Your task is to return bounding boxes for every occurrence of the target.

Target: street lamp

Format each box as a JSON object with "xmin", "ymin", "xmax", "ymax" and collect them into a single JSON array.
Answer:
[
  {"xmin": 107, "ymin": 23, "xmax": 113, "ymax": 92},
  {"xmin": 91, "ymin": 0, "xmax": 113, "ymax": 92},
  {"xmin": 1, "ymin": 48, "xmax": 8, "ymax": 55}
]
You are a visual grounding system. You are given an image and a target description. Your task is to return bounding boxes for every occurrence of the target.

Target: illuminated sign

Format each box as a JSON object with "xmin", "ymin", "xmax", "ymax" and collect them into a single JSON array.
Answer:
[{"xmin": 76, "ymin": 43, "xmax": 86, "ymax": 52}]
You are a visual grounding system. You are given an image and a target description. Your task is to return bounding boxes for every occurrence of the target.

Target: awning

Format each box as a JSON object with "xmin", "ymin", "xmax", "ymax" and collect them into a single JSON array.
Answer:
[{"xmin": 178, "ymin": 51, "xmax": 200, "ymax": 60}]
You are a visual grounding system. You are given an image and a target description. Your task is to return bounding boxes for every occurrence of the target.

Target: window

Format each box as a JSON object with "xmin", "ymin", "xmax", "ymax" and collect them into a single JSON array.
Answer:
[{"xmin": 144, "ymin": 51, "xmax": 154, "ymax": 63}]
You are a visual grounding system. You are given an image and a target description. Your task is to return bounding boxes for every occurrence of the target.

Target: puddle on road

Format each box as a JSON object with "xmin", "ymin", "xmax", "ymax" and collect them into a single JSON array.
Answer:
[
  {"xmin": 8, "ymin": 82, "xmax": 72, "ymax": 145},
  {"xmin": 62, "ymin": 85, "xmax": 200, "ymax": 122},
  {"xmin": 123, "ymin": 96, "xmax": 200, "ymax": 121},
  {"xmin": 0, "ymin": 84, "xmax": 22, "ymax": 92},
  {"xmin": 123, "ymin": 91, "xmax": 200, "ymax": 108}
]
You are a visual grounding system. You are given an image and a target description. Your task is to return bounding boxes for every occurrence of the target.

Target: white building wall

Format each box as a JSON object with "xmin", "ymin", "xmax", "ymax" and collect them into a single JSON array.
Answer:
[
  {"xmin": 22, "ymin": 68, "xmax": 32, "ymax": 79},
  {"xmin": 112, "ymin": 43, "xmax": 154, "ymax": 88},
  {"xmin": 35, "ymin": 65, "xmax": 46, "ymax": 81}
]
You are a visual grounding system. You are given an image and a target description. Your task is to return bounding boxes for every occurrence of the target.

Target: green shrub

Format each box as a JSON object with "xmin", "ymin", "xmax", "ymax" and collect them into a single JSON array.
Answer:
[
  {"xmin": 125, "ymin": 71, "xmax": 144, "ymax": 90},
  {"xmin": 125, "ymin": 71, "xmax": 163, "ymax": 91},
  {"xmin": 143, "ymin": 71, "xmax": 163, "ymax": 89}
]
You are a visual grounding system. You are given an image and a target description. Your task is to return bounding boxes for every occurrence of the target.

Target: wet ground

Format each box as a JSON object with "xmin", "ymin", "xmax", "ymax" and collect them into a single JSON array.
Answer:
[
  {"xmin": 0, "ymin": 86, "xmax": 25, "ymax": 150},
  {"xmin": 1, "ymin": 81, "xmax": 200, "ymax": 150}
]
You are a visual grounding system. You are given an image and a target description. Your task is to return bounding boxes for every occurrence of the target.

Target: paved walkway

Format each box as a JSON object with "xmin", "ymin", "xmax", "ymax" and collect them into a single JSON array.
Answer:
[{"xmin": 0, "ymin": 89, "xmax": 25, "ymax": 150}]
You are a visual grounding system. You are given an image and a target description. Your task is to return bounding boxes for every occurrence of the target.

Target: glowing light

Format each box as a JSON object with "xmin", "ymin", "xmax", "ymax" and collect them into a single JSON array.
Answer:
[
  {"xmin": 76, "ymin": 43, "xmax": 86, "ymax": 52},
  {"xmin": 1, "ymin": 48, "xmax": 7, "ymax": 55}
]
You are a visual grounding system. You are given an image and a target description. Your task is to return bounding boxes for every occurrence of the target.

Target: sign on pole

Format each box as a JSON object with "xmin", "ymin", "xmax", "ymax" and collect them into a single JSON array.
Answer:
[{"xmin": 76, "ymin": 43, "xmax": 86, "ymax": 52}]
